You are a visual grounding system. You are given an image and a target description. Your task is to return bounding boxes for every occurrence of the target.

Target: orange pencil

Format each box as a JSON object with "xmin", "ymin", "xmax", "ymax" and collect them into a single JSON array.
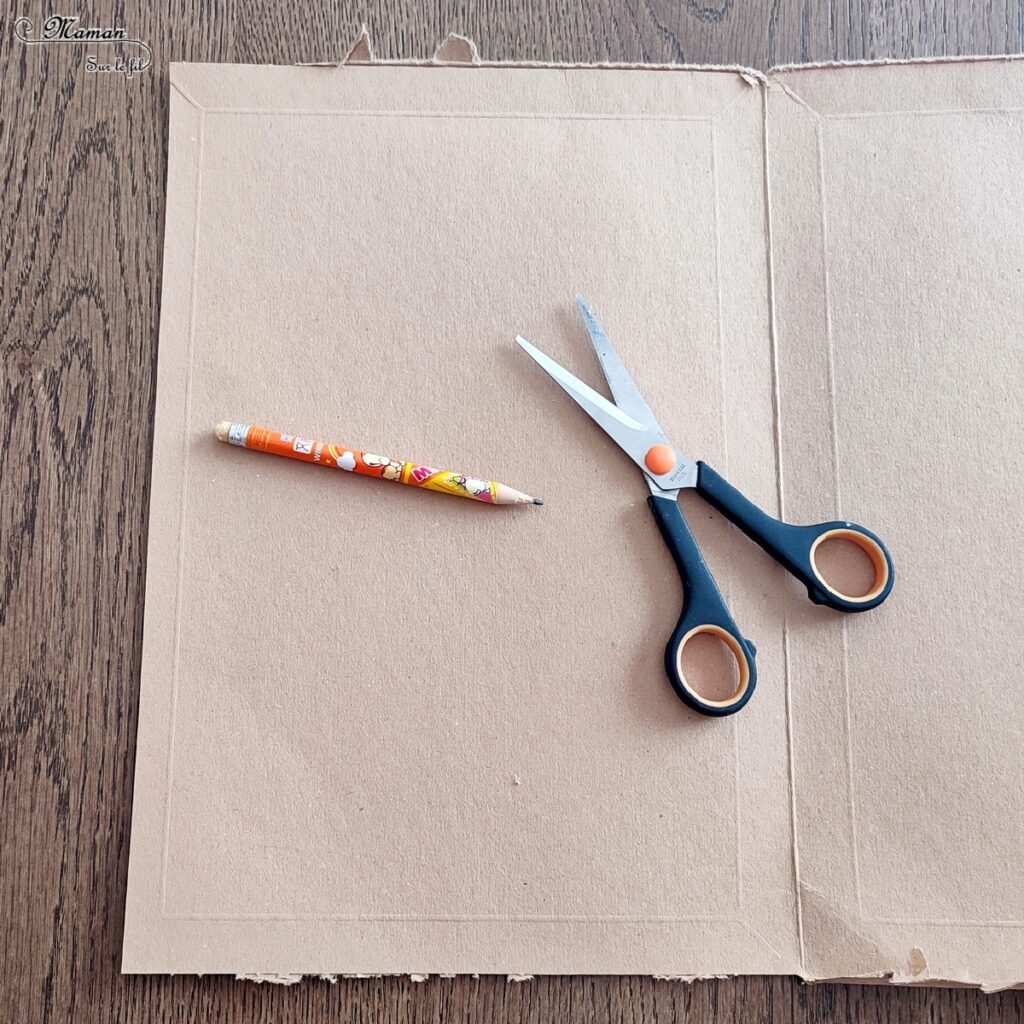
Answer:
[{"xmin": 215, "ymin": 422, "xmax": 542, "ymax": 506}]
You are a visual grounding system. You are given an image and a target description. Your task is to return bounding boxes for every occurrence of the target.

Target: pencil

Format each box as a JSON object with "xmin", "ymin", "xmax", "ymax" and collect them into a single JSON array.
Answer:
[{"xmin": 215, "ymin": 422, "xmax": 542, "ymax": 506}]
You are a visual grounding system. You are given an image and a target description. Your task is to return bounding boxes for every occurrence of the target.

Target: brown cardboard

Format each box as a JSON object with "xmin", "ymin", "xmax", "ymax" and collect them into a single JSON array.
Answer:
[
  {"xmin": 123, "ymin": 54, "xmax": 1024, "ymax": 986},
  {"xmin": 767, "ymin": 58, "xmax": 1024, "ymax": 989}
]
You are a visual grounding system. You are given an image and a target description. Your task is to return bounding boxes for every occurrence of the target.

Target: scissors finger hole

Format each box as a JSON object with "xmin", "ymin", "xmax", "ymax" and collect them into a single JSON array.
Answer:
[
  {"xmin": 676, "ymin": 626, "xmax": 751, "ymax": 709},
  {"xmin": 810, "ymin": 529, "xmax": 890, "ymax": 603}
]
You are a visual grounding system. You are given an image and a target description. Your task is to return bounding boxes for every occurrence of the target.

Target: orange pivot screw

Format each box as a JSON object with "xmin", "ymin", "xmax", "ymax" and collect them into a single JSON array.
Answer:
[{"xmin": 644, "ymin": 444, "xmax": 676, "ymax": 476}]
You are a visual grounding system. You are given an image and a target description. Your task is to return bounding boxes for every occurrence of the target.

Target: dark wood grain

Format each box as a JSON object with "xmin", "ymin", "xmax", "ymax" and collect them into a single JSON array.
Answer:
[{"xmin": 1, "ymin": 3, "xmax": 1021, "ymax": 1021}]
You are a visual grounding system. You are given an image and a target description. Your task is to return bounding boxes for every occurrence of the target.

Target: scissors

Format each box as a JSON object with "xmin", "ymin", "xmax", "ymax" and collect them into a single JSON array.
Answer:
[{"xmin": 516, "ymin": 296, "xmax": 894, "ymax": 717}]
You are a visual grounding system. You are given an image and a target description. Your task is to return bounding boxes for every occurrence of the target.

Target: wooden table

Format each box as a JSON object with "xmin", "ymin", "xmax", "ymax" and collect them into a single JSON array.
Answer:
[{"xmin": 2, "ymin": 4, "xmax": 1021, "ymax": 1021}]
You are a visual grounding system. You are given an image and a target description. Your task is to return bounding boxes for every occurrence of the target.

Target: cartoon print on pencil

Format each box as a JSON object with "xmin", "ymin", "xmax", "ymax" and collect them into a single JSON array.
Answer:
[
  {"xmin": 327, "ymin": 444, "xmax": 356, "ymax": 471},
  {"xmin": 216, "ymin": 423, "xmax": 539, "ymax": 504},
  {"xmin": 362, "ymin": 452, "xmax": 403, "ymax": 480},
  {"xmin": 464, "ymin": 477, "xmax": 493, "ymax": 502},
  {"xmin": 445, "ymin": 474, "xmax": 490, "ymax": 500},
  {"xmin": 409, "ymin": 464, "xmax": 437, "ymax": 485}
]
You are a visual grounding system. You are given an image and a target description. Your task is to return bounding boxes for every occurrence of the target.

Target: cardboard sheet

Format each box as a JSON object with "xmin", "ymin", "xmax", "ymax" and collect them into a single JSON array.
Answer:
[
  {"xmin": 123, "ymin": 54, "xmax": 1024, "ymax": 986},
  {"xmin": 768, "ymin": 59, "xmax": 1024, "ymax": 987}
]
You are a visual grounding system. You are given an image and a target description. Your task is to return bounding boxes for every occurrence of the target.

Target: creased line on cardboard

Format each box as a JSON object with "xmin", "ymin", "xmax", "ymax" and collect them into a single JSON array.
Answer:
[
  {"xmin": 737, "ymin": 921, "xmax": 784, "ymax": 963},
  {"xmin": 766, "ymin": 79, "xmax": 822, "ymax": 120},
  {"xmin": 760, "ymin": 79, "xmax": 806, "ymax": 982},
  {"xmin": 169, "ymin": 78, "xmax": 206, "ymax": 114}
]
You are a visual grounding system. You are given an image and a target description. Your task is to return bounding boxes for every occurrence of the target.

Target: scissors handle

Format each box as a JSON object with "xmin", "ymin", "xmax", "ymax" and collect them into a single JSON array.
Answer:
[
  {"xmin": 647, "ymin": 495, "xmax": 758, "ymax": 717},
  {"xmin": 695, "ymin": 463, "xmax": 894, "ymax": 612}
]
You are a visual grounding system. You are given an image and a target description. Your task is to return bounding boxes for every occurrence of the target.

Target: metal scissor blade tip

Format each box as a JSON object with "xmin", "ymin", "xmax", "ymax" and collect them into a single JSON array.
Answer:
[
  {"xmin": 571, "ymin": 296, "xmax": 662, "ymax": 432},
  {"xmin": 574, "ymin": 298, "xmax": 611, "ymax": 362},
  {"xmin": 516, "ymin": 332, "xmax": 646, "ymax": 432},
  {"xmin": 515, "ymin": 335, "xmax": 545, "ymax": 361},
  {"xmin": 576, "ymin": 294, "xmax": 597, "ymax": 322}
]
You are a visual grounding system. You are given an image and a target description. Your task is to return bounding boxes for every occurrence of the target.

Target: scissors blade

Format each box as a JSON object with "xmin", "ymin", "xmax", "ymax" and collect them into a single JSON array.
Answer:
[
  {"xmin": 516, "ymin": 335, "xmax": 648, "ymax": 433},
  {"xmin": 517, "ymin": 334, "xmax": 696, "ymax": 490},
  {"xmin": 575, "ymin": 295, "xmax": 661, "ymax": 430}
]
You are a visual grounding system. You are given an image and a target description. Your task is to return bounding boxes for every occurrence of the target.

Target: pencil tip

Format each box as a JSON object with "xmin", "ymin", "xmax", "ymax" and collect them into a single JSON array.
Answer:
[{"xmin": 532, "ymin": 497, "xmax": 544, "ymax": 505}]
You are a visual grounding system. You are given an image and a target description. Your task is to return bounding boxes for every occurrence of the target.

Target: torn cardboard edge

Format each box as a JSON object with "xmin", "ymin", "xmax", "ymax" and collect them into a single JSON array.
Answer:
[
  {"xmin": 769, "ymin": 51, "xmax": 1024, "ymax": 72},
  {"xmin": 237, "ymin": 973, "xmax": 535, "ymax": 986},
  {"xmin": 297, "ymin": 26, "xmax": 765, "ymax": 84},
  {"xmin": 230, "ymin": 959, "xmax": 1023, "ymax": 991},
  {"xmin": 304, "ymin": 26, "xmax": 1024, "ymax": 84},
  {"xmin": 235, "ymin": 973, "xmax": 1023, "ymax": 993}
]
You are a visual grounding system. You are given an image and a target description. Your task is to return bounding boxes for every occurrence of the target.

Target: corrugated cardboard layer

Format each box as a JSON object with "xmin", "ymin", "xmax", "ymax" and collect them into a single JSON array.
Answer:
[{"xmin": 123, "ymin": 57, "xmax": 1024, "ymax": 984}]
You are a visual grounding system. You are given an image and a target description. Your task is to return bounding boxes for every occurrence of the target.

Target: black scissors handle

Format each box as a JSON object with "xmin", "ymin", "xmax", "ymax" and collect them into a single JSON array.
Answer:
[
  {"xmin": 647, "ymin": 465, "xmax": 894, "ymax": 717},
  {"xmin": 647, "ymin": 495, "xmax": 758, "ymax": 717},
  {"xmin": 695, "ymin": 463, "xmax": 894, "ymax": 613}
]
